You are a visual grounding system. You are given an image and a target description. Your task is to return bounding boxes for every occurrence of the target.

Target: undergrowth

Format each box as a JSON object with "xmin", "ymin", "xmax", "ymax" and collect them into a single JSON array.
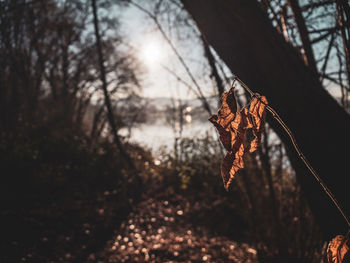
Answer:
[
  {"xmin": 154, "ymin": 133, "xmax": 325, "ymax": 262},
  {"xmin": 0, "ymin": 120, "xmax": 150, "ymax": 263}
]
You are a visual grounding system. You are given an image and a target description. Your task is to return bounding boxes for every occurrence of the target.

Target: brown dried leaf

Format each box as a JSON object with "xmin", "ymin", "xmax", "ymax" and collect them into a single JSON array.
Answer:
[
  {"xmin": 221, "ymin": 146, "xmax": 244, "ymax": 190},
  {"xmin": 209, "ymin": 87, "xmax": 267, "ymax": 190},
  {"xmin": 248, "ymin": 96, "xmax": 268, "ymax": 153},
  {"xmin": 327, "ymin": 235, "xmax": 350, "ymax": 263},
  {"xmin": 209, "ymin": 88, "xmax": 237, "ymax": 152}
]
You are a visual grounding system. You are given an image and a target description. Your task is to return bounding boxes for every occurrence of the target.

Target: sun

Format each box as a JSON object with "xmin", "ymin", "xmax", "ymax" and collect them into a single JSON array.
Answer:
[{"xmin": 141, "ymin": 40, "xmax": 164, "ymax": 66}]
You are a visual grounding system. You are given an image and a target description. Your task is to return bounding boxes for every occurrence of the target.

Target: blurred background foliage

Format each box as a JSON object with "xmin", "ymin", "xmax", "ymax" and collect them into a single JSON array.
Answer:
[{"xmin": 1, "ymin": 0, "xmax": 349, "ymax": 262}]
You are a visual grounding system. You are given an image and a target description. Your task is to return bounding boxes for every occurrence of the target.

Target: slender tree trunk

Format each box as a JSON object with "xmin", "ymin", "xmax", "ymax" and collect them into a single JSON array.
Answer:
[
  {"xmin": 338, "ymin": 0, "xmax": 350, "ymax": 24},
  {"xmin": 336, "ymin": 0, "xmax": 350, "ymax": 87},
  {"xmin": 91, "ymin": 0, "xmax": 134, "ymax": 168},
  {"xmin": 200, "ymin": 34, "xmax": 225, "ymax": 99},
  {"xmin": 182, "ymin": 0, "xmax": 350, "ymax": 238},
  {"xmin": 288, "ymin": 0, "xmax": 318, "ymax": 73},
  {"xmin": 258, "ymin": 130, "xmax": 285, "ymax": 255}
]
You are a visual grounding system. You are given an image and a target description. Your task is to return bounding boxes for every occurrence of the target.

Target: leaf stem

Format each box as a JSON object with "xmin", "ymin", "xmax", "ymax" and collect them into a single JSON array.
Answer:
[{"xmin": 232, "ymin": 76, "xmax": 350, "ymax": 229}]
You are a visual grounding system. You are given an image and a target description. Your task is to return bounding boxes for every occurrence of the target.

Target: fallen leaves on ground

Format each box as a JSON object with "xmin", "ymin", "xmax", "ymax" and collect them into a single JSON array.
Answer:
[
  {"xmin": 88, "ymin": 193, "xmax": 258, "ymax": 263},
  {"xmin": 209, "ymin": 87, "xmax": 267, "ymax": 190}
]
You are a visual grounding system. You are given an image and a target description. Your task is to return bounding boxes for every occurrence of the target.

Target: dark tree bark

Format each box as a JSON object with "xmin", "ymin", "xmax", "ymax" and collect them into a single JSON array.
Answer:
[
  {"xmin": 91, "ymin": 0, "xmax": 134, "ymax": 168},
  {"xmin": 182, "ymin": 0, "xmax": 350, "ymax": 238}
]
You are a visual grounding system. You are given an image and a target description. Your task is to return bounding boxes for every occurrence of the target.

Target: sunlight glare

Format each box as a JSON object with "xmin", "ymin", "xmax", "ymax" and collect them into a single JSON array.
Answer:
[{"xmin": 141, "ymin": 40, "xmax": 164, "ymax": 66}]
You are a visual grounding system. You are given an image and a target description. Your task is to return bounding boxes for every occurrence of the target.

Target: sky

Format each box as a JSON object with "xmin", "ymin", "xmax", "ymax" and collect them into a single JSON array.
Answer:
[{"xmin": 118, "ymin": 3, "xmax": 217, "ymax": 100}]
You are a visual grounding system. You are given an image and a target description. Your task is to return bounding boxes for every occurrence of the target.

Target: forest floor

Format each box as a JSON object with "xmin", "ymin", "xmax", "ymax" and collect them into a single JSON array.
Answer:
[
  {"xmin": 87, "ymin": 190, "xmax": 258, "ymax": 263},
  {"xmin": 2, "ymin": 184, "xmax": 258, "ymax": 263}
]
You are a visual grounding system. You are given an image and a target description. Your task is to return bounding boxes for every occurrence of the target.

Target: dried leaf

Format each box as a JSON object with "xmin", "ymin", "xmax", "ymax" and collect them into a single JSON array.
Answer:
[
  {"xmin": 327, "ymin": 235, "xmax": 350, "ymax": 263},
  {"xmin": 209, "ymin": 87, "xmax": 267, "ymax": 190},
  {"xmin": 209, "ymin": 88, "xmax": 237, "ymax": 152},
  {"xmin": 248, "ymin": 96, "xmax": 268, "ymax": 153}
]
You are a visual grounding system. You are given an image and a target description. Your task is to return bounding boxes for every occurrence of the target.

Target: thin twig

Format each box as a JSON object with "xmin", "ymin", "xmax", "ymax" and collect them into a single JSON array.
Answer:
[
  {"xmin": 129, "ymin": 1, "xmax": 212, "ymax": 115},
  {"xmin": 232, "ymin": 76, "xmax": 350, "ymax": 229},
  {"xmin": 162, "ymin": 65, "xmax": 201, "ymax": 98}
]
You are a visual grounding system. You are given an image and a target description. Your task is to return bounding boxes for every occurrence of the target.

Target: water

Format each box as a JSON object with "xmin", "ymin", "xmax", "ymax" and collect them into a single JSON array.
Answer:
[{"xmin": 121, "ymin": 119, "xmax": 215, "ymax": 156}]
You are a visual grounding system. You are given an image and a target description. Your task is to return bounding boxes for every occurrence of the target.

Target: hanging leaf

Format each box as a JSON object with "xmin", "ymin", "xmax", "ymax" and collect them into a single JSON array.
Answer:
[
  {"xmin": 327, "ymin": 235, "xmax": 350, "ymax": 263},
  {"xmin": 248, "ymin": 96, "xmax": 268, "ymax": 153},
  {"xmin": 209, "ymin": 87, "xmax": 267, "ymax": 190},
  {"xmin": 209, "ymin": 88, "xmax": 238, "ymax": 152}
]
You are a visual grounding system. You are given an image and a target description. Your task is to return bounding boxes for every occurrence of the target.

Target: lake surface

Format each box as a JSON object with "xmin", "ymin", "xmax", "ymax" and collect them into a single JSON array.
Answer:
[{"xmin": 121, "ymin": 118, "xmax": 216, "ymax": 156}]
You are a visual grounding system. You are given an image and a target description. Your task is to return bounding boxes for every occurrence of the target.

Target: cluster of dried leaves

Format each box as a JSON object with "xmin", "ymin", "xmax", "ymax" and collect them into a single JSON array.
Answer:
[
  {"xmin": 210, "ymin": 87, "xmax": 350, "ymax": 263},
  {"xmin": 209, "ymin": 87, "xmax": 267, "ymax": 191},
  {"xmin": 327, "ymin": 235, "xmax": 350, "ymax": 263}
]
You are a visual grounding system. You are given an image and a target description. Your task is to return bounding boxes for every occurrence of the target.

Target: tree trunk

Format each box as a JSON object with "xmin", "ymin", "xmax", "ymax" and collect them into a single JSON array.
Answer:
[
  {"xmin": 200, "ymin": 33, "xmax": 225, "ymax": 99},
  {"xmin": 336, "ymin": 0, "xmax": 350, "ymax": 87},
  {"xmin": 182, "ymin": 0, "xmax": 350, "ymax": 238},
  {"xmin": 91, "ymin": 0, "xmax": 134, "ymax": 168},
  {"xmin": 287, "ymin": 0, "xmax": 318, "ymax": 74}
]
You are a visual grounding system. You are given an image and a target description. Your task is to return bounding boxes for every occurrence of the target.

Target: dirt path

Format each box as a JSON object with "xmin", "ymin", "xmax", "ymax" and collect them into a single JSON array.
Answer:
[{"xmin": 87, "ymin": 193, "xmax": 258, "ymax": 263}]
